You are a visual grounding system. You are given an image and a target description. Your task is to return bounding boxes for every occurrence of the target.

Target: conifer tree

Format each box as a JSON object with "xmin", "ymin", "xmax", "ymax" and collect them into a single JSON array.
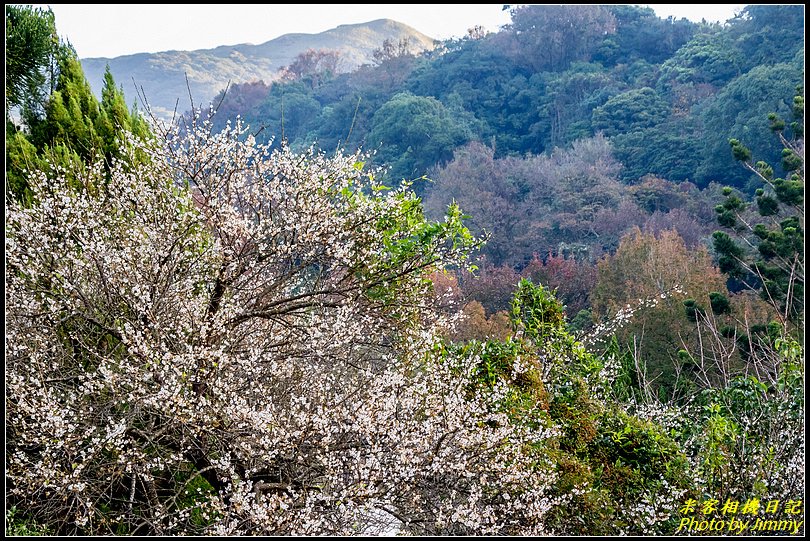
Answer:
[
  {"xmin": 7, "ymin": 33, "xmax": 150, "ymax": 202},
  {"xmin": 4, "ymin": 5, "xmax": 58, "ymax": 118},
  {"xmin": 713, "ymin": 86, "xmax": 804, "ymax": 326}
]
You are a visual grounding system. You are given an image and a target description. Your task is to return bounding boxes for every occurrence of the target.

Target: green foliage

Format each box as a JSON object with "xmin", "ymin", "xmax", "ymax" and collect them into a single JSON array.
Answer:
[
  {"xmin": 728, "ymin": 5, "xmax": 805, "ymax": 70},
  {"xmin": 712, "ymin": 231, "xmax": 745, "ymax": 277},
  {"xmin": 172, "ymin": 466, "xmax": 220, "ymax": 532},
  {"xmin": 6, "ymin": 35, "xmax": 150, "ymax": 202},
  {"xmin": 756, "ymin": 193, "xmax": 779, "ymax": 215},
  {"xmin": 657, "ymin": 31, "xmax": 742, "ymax": 89},
  {"xmin": 98, "ymin": 67, "xmax": 150, "ymax": 156},
  {"xmin": 696, "ymin": 64, "xmax": 802, "ymax": 188},
  {"xmin": 714, "ymin": 188, "xmax": 747, "ymax": 228},
  {"xmin": 774, "ymin": 174, "xmax": 803, "ymax": 205},
  {"xmin": 592, "ymin": 409, "xmax": 689, "ymax": 492},
  {"xmin": 714, "ymin": 88, "xmax": 804, "ymax": 322},
  {"xmin": 682, "ymin": 298, "xmax": 705, "ymax": 322},
  {"xmin": 592, "ymin": 87, "xmax": 670, "ymax": 137},
  {"xmin": 791, "ymin": 95, "xmax": 804, "ymax": 137},
  {"xmin": 508, "ymin": 5, "xmax": 618, "ymax": 72},
  {"xmin": 611, "ymin": 119, "xmax": 702, "ymax": 183},
  {"xmin": 569, "ymin": 309, "xmax": 594, "ymax": 333},
  {"xmin": 453, "ymin": 283, "xmax": 692, "ymax": 535},
  {"xmin": 535, "ymin": 62, "xmax": 618, "ymax": 149},
  {"xmin": 400, "ymin": 36, "xmax": 542, "ymax": 153},
  {"xmin": 248, "ymin": 81, "xmax": 323, "ymax": 147},
  {"xmin": 5, "ymin": 128, "xmax": 41, "ymax": 204},
  {"xmin": 206, "ymin": 4, "xmax": 803, "ymax": 199},
  {"xmin": 358, "ymin": 189, "xmax": 478, "ymax": 313},
  {"xmin": 686, "ymin": 350, "xmax": 804, "ymax": 500},
  {"xmin": 729, "ymin": 138, "xmax": 752, "ymax": 162},
  {"xmin": 4, "ymin": 5, "xmax": 58, "ymax": 116},
  {"xmin": 510, "ymin": 279, "xmax": 566, "ymax": 344},
  {"xmin": 36, "ymin": 49, "xmax": 104, "ymax": 158},
  {"xmin": 5, "ymin": 506, "xmax": 50, "ymax": 536},
  {"xmin": 604, "ymin": 5, "xmax": 694, "ymax": 65},
  {"xmin": 708, "ymin": 292, "xmax": 731, "ymax": 315},
  {"xmin": 367, "ymin": 92, "xmax": 474, "ymax": 186}
]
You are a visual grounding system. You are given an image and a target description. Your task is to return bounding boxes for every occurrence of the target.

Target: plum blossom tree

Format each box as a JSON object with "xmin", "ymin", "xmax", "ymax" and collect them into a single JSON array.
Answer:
[{"xmin": 6, "ymin": 112, "xmax": 566, "ymax": 535}]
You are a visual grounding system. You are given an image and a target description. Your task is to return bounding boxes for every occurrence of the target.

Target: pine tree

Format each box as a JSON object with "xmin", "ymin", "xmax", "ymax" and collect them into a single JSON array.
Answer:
[
  {"xmin": 713, "ymin": 86, "xmax": 804, "ymax": 326},
  {"xmin": 4, "ymin": 5, "xmax": 58, "ymax": 118}
]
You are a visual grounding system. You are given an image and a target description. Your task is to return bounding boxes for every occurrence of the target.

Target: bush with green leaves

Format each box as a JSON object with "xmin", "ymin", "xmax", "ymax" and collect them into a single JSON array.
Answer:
[
  {"xmin": 444, "ymin": 280, "xmax": 694, "ymax": 535},
  {"xmin": 628, "ymin": 337, "xmax": 804, "ymax": 531}
]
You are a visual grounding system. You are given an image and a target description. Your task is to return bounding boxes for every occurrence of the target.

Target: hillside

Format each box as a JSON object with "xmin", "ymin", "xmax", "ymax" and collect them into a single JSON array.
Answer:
[
  {"xmin": 213, "ymin": 6, "xmax": 803, "ymax": 191},
  {"xmin": 201, "ymin": 5, "xmax": 803, "ymax": 276},
  {"xmin": 80, "ymin": 19, "xmax": 436, "ymax": 119}
]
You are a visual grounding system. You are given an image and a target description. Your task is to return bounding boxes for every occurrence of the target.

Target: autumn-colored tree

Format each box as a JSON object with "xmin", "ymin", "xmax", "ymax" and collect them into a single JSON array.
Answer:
[
  {"xmin": 642, "ymin": 208, "xmax": 712, "ymax": 249},
  {"xmin": 521, "ymin": 252, "xmax": 597, "ymax": 317},
  {"xmin": 425, "ymin": 136, "xmax": 633, "ymax": 266},
  {"xmin": 372, "ymin": 37, "xmax": 414, "ymax": 65},
  {"xmin": 208, "ymin": 80, "xmax": 271, "ymax": 130},
  {"xmin": 450, "ymin": 301, "xmax": 512, "ymax": 343},
  {"xmin": 591, "ymin": 228, "xmax": 729, "ymax": 399},
  {"xmin": 280, "ymin": 48, "xmax": 341, "ymax": 89},
  {"xmin": 371, "ymin": 37, "xmax": 419, "ymax": 90},
  {"xmin": 456, "ymin": 259, "xmax": 522, "ymax": 315},
  {"xmin": 424, "ymin": 142, "xmax": 531, "ymax": 265}
]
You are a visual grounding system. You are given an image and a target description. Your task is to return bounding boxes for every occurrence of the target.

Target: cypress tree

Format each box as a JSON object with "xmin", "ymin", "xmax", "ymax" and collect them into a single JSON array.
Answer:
[{"xmin": 6, "ymin": 10, "xmax": 151, "ymax": 203}]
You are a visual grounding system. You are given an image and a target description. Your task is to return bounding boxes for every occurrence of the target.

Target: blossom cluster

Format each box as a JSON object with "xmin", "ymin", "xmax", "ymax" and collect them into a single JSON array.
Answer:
[{"xmin": 6, "ymin": 115, "xmax": 560, "ymax": 535}]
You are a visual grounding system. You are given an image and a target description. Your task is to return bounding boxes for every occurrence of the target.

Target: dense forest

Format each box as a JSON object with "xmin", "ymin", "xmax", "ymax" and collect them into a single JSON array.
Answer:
[
  {"xmin": 210, "ymin": 5, "xmax": 802, "ymax": 191},
  {"xmin": 202, "ymin": 4, "xmax": 805, "ymax": 396},
  {"xmin": 205, "ymin": 8, "xmax": 802, "ymax": 269},
  {"xmin": 5, "ymin": 4, "xmax": 805, "ymax": 536}
]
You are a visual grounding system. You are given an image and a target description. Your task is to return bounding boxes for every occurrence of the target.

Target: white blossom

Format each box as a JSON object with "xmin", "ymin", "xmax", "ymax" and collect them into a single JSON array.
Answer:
[{"xmin": 6, "ymin": 114, "xmax": 557, "ymax": 535}]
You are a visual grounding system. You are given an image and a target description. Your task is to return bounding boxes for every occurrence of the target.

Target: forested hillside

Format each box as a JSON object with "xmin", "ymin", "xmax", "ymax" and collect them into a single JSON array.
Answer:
[
  {"xmin": 209, "ymin": 5, "xmax": 802, "ymax": 190},
  {"xmin": 6, "ymin": 4, "xmax": 805, "ymax": 536},
  {"xmin": 199, "ymin": 6, "xmax": 802, "ymax": 277},
  {"xmin": 203, "ymin": 5, "xmax": 804, "ymax": 351}
]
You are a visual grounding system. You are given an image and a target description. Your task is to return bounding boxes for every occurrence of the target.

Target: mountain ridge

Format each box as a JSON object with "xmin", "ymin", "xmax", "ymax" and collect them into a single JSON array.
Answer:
[{"xmin": 80, "ymin": 18, "xmax": 436, "ymax": 118}]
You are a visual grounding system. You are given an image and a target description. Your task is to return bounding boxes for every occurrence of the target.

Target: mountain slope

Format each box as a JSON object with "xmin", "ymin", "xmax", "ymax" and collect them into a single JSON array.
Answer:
[{"xmin": 80, "ymin": 19, "xmax": 436, "ymax": 119}]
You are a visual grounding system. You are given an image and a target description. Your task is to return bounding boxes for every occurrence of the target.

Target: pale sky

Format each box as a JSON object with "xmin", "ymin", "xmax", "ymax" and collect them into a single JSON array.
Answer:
[{"xmin": 31, "ymin": 4, "xmax": 747, "ymax": 59}]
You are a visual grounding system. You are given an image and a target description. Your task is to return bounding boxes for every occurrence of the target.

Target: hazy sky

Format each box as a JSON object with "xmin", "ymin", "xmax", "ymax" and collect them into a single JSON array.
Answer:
[{"xmin": 34, "ymin": 4, "xmax": 747, "ymax": 59}]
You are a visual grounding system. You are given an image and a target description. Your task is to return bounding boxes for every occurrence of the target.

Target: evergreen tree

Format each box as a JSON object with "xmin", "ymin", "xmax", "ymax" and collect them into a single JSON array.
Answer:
[
  {"xmin": 368, "ymin": 92, "xmax": 474, "ymax": 186},
  {"xmin": 6, "ymin": 8, "xmax": 150, "ymax": 203},
  {"xmin": 5, "ymin": 5, "xmax": 58, "ymax": 120},
  {"xmin": 713, "ymin": 86, "xmax": 804, "ymax": 326}
]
